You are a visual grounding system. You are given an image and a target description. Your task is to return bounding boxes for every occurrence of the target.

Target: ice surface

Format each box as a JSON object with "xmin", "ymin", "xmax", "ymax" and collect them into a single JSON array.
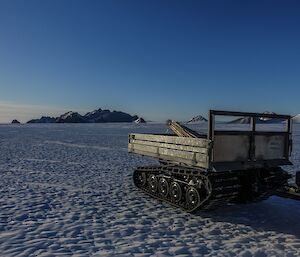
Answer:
[{"xmin": 1, "ymin": 123, "xmax": 300, "ymax": 256}]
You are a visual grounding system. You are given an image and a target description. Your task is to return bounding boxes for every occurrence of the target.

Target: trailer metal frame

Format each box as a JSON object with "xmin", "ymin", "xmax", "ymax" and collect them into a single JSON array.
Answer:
[
  {"xmin": 208, "ymin": 110, "xmax": 292, "ymax": 171},
  {"xmin": 129, "ymin": 110, "xmax": 293, "ymax": 172}
]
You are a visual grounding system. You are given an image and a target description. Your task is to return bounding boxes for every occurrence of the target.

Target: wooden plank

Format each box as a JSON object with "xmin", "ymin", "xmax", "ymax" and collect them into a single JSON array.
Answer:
[
  {"xmin": 130, "ymin": 133, "xmax": 209, "ymax": 148},
  {"xmin": 128, "ymin": 143, "xmax": 208, "ymax": 163},
  {"xmin": 129, "ymin": 143, "xmax": 157, "ymax": 155},
  {"xmin": 159, "ymin": 148, "xmax": 208, "ymax": 163},
  {"xmin": 130, "ymin": 139, "xmax": 208, "ymax": 154},
  {"xmin": 128, "ymin": 147, "xmax": 209, "ymax": 169},
  {"xmin": 167, "ymin": 120, "xmax": 204, "ymax": 138}
]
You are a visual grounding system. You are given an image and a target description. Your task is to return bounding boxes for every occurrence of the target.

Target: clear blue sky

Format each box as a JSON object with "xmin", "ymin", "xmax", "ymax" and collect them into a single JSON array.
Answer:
[{"xmin": 0, "ymin": 0, "xmax": 300, "ymax": 122}]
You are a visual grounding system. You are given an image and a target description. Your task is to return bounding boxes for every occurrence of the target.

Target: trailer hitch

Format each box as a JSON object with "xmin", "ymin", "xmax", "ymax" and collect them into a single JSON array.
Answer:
[{"xmin": 275, "ymin": 171, "xmax": 300, "ymax": 201}]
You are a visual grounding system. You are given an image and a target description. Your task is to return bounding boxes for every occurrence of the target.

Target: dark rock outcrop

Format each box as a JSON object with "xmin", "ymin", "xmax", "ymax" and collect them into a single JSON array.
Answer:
[
  {"xmin": 134, "ymin": 117, "xmax": 146, "ymax": 123},
  {"xmin": 132, "ymin": 115, "xmax": 139, "ymax": 121},
  {"xmin": 56, "ymin": 112, "xmax": 88, "ymax": 123},
  {"xmin": 27, "ymin": 116, "xmax": 56, "ymax": 124},
  {"xmin": 187, "ymin": 115, "xmax": 208, "ymax": 124},
  {"xmin": 84, "ymin": 109, "xmax": 138, "ymax": 123}
]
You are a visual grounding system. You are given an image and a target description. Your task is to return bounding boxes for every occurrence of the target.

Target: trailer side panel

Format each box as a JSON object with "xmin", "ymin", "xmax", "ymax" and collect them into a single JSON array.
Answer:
[{"xmin": 128, "ymin": 133, "xmax": 210, "ymax": 169}]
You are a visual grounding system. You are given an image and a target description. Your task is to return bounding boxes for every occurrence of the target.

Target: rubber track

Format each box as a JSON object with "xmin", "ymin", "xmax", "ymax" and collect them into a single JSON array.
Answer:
[{"xmin": 133, "ymin": 165, "xmax": 240, "ymax": 212}]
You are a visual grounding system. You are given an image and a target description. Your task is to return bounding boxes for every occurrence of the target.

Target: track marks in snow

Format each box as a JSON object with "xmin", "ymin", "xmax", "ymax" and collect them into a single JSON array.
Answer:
[
  {"xmin": 44, "ymin": 140, "xmax": 114, "ymax": 151},
  {"xmin": 1, "ymin": 124, "xmax": 300, "ymax": 256}
]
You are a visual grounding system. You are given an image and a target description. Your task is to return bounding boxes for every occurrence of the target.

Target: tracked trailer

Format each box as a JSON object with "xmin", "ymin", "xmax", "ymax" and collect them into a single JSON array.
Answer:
[{"xmin": 128, "ymin": 110, "xmax": 300, "ymax": 212}]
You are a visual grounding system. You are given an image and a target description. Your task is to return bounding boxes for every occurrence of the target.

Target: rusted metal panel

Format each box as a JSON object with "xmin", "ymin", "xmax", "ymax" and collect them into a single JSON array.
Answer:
[
  {"xmin": 255, "ymin": 135, "xmax": 286, "ymax": 160},
  {"xmin": 213, "ymin": 135, "xmax": 250, "ymax": 162}
]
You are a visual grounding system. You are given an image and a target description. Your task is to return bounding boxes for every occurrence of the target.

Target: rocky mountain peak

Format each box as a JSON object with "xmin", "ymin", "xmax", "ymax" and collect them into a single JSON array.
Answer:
[{"xmin": 187, "ymin": 115, "xmax": 208, "ymax": 123}]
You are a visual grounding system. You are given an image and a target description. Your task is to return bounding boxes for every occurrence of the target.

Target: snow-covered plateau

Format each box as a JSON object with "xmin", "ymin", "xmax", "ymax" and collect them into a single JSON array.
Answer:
[{"xmin": 1, "ymin": 123, "xmax": 300, "ymax": 257}]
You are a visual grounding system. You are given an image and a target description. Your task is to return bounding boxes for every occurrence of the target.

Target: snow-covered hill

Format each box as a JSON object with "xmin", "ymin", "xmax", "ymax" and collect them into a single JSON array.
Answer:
[
  {"xmin": 293, "ymin": 114, "xmax": 300, "ymax": 123},
  {"xmin": 11, "ymin": 119, "xmax": 21, "ymax": 124},
  {"xmin": 187, "ymin": 115, "xmax": 208, "ymax": 124},
  {"xmin": 228, "ymin": 117, "xmax": 252, "ymax": 124}
]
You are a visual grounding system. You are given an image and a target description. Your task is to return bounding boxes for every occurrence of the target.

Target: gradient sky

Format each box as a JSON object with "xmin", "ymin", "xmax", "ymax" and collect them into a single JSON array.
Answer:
[{"xmin": 0, "ymin": 0, "xmax": 300, "ymax": 123}]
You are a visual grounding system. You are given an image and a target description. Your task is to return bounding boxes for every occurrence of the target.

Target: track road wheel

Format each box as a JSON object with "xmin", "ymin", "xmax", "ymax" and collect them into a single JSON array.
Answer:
[
  {"xmin": 133, "ymin": 171, "xmax": 146, "ymax": 187},
  {"xmin": 148, "ymin": 175, "xmax": 158, "ymax": 193},
  {"xmin": 186, "ymin": 186, "xmax": 200, "ymax": 211},
  {"xmin": 170, "ymin": 182, "xmax": 182, "ymax": 202},
  {"xmin": 158, "ymin": 178, "xmax": 169, "ymax": 197}
]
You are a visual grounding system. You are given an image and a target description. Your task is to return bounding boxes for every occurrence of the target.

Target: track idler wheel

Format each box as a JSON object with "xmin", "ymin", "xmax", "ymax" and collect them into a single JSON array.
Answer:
[
  {"xmin": 148, "ymin": 175, "xmax": 158, "ymax": 193},
  {"xmin": 170, "ymin": 181, "xmax": 182, "ymax": 202},
  {"xmin": 158, "ymin": 178, "xmax": 169, "ymax": 197},
  {"xmin": 186, "ymin": 186, "xmax": 200, "ymax": 211},
  {"xmin": 133, "ymin": 171, "xmax": 146, "ymax": 187}
]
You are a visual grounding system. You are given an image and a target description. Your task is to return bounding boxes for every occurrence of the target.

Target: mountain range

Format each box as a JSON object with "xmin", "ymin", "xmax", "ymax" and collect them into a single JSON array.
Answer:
[
  {"xmin": 14, "ymin": 110, "xmax": 300, "ymax": 124},
  {"xmin": 27, "ymin": 108, "xmax": 145, "ymax": 124}
]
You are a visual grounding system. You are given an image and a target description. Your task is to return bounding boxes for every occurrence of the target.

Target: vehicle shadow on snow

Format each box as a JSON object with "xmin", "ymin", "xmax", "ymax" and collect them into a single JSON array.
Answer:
[{"xmin": 195, "ymin": 196, "xmax": 300, "ymax": 238}]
